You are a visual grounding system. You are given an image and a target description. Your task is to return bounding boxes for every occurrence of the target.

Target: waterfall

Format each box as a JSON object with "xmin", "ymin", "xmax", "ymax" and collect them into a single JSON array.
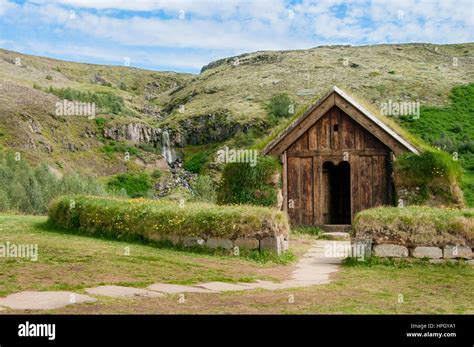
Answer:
[{"xmin": 162, "ymin": 130, "xmax": 176, "ymax": 164}]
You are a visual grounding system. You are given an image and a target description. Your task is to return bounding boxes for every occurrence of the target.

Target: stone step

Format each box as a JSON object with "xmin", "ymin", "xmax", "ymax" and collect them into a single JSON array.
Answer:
[{"xmin": 321, "ymin": 231, "xmax": 351, "ymax": 241}]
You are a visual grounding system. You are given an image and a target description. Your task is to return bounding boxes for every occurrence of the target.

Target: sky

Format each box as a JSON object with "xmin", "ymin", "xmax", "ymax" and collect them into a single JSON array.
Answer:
[{"xmin": 0, "ymin": 0, "xmax": 473, "ymax": 73}]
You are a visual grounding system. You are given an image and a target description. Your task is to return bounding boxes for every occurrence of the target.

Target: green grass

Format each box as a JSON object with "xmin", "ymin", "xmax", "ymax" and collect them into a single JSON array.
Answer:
[
  {"xmin": 353, "ymin": 206, "xmax": 474, "ymax": 246},
  {"xmin": 36, "ymin": 250, "xmax": 474, "ymax": 314},
  {"xmin": 399, "ymin": 83, "xmax": 474, "ymax": 206},
  {"xmin": 0, "ymin": 214, "xmax": 289, "ymax": 297},
  {"xmin": 0, "ymin": 214, "xmax": 472, "ymax": 314},
  {"xmin": 48, "ymin": 195, "xmax": 289, "ymax": 241},
  {"xmin": 292, "ymin": 226, "xmax": 323, "ymax": 236}
]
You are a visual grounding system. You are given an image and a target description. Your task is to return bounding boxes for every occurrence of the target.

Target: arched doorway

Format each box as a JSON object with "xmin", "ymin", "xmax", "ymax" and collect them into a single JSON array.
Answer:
[{"xmin": 322, "ymin": 161, "xmax": 351, "ymax": 224}]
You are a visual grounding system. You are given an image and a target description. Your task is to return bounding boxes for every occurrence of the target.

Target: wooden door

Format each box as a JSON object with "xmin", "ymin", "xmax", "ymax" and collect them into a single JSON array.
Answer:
[{"xmin": 287, "ymin": 156, "xmax": 314, "ymax": 225}]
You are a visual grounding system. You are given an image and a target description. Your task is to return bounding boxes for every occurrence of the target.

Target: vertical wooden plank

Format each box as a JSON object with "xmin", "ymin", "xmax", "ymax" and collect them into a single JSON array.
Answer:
[
  {"xmin": 386, "ymin": 154, "xmax": 393, "ymax": 205},
  {"xmin": 319, "ymin": 112, "xmax": 330, "ymax": 150},
  {"xmin": 313, "ymin": 156, "xmax": 321, "ymax": 225},
  {"xmin": 355, "ymin": 126, "xmax": 364, "ymax": 150},
  {"xmin": 330, "ymin": 107, "xmax": 341, "ymax": 150},
  {"xmin": 287, "ymin": 156, "xmax": 300, "ymax": 225},
  {"xmin": 351, "ymin": 155, "xmax": 359, "ymax": 221},
  {"xmin": 308, "ymin": 125, "xmax": 318, "ymax": 150},
  {"xmin": 301, "ymin": 157, "xmax": 313, "ymax": 225},
  {"xmin": 288, "ymin": 133, "xmax": 308, "ymax": 153},
  {"xmin": 322, "ymin": 160, "xmax": 331, "ymax": 224},
  {"xmin": 365, "ymin": 132, "xmax": 376, "ymax": 149},
  {"xmin": 359, "ymin": 156, "xmax": 373, "ymax": 210},
  {"xmin": 300, "ymin": 132, "xmax": 309, "ymax": 150},
  {"xmin": 372, "ymin": 156, "xmax": 383, "ymax": 206},
  {"xmin": 282, "ymin": 151, "xmax": 288, "ymax": 213},
  {"xmin": 341, "ymin": 115, "xmax": 354, "ymax": 149}
]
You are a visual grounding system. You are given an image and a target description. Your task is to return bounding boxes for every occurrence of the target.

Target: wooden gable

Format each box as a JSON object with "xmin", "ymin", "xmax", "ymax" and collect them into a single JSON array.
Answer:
[{"xmin": 263, "ymin": 86, "xmax": 419, "ymax": 157}]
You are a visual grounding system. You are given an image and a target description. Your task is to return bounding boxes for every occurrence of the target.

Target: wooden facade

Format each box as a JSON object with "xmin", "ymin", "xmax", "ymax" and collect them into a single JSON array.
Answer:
[{"xmin": 264, "ymin": 87, "xmax": 419, "ymax": 226}]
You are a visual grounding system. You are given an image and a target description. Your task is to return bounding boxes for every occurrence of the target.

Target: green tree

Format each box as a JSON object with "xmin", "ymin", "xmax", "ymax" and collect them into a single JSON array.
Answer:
[{"xmin": 267, "ymin": 93, "xmax": 295, "ymax": 118}]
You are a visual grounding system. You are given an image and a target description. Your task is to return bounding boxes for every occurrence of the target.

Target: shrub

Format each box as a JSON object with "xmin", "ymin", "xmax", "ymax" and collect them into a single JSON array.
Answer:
[
  {"xmin": 399, "ymin": 83, "xmax": 474, "ymax": 206},
  {"xmin": 191, "ymin": 175, "xmax": 216, "ymax": 203},
  {"xmin": 0, "ymin": 150, "xmax": 106, "ymax": 214},
  {"xmin": 138, "ymin": 143, "xmax": 161, "ymax": 154},
  {"xmin": 95, "ymin": 117, "xmax": 107, "ymax": 129},
  {"xmin": 266, "ymin": 93, "xmax": 295, "ymax": 118},
  {"xmin": 217, "ymin": 155, "xmax": 281, "ymax": 206},
  {"xmin": 393, "ymin": 150, "xmax": 464, "ymax": 206},
  {"xmin": 45, "ymin": 86, "xmax": 125, "ymax": 114},
  {"xmin": 101, "ymin": 140, "xmax": 138, "ymax": 156},
  {"xmin": 48, "ymin": 195, "xmax": 289, "ymax": 241},
  {"xmin": 151, "ymin": 169, "xmax": 162, "ymax": 179},
  {"xmin": 184, "ymin": 151, "xmax": 211, "ymax": 174},
  {"xmin": 353, "ymin": 206, "xmax": 474, "ymax": 247},
  {"xmin": 106, "ymin": 172, "xmax": 153, "ymax": 198},
  {"xmin": 0, "ymin": 189, "xmax": 9, "ymax": 211}
]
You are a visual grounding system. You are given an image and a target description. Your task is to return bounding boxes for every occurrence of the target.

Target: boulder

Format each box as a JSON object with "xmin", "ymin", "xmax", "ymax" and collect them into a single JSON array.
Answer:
[
  {"xmin": 183, "ymin": 236, "xmax": 206, "ymax": 247},
  {"xmin": 206, "ymin": 238, "xmax": 233, "ymax": 250},
  {"xmin": 410, "ymin": 246, "xmax": 442, "ymax": 259},
  {"xmin": 260, "ymin": 236, "xmax": 282, "ymax": 255},
  {"xmin": 443, "ymin": 245, "xmax": 473, "ymax": 259},
  {"xmin": 234, "ymin": 238, "xmax": 259, "ymax": 250},
  {"xmin": 373, "ymin": 244, "xmax": 409, "ymax": 258}
]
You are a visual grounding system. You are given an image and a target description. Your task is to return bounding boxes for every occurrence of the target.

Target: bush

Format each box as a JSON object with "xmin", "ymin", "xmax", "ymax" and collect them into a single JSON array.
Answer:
[
  {"xmin": 399, "ymin": 83, "xmax": 474, "ymax": 206},
  {"xmin": 266, "ymin": 93, "xmax": 295, "ymax": 118},
  {"xmin": 106, "ymin": 172, "xmax": 153, "ymax": 198},
  {"xmin": 48, "ymin": 195, "xmax": 289, "ymax": 241},
  {"xmin": 393, "ymin": 150, "xmax": 464, "ymax": 206},
  {"xmin": 183, "ymin": 151, "xmax": 211, "ymax": 174},
  {"xmin": 0, "ymin": 150, "xmax": 106, "ymax": 214},
  {"xmin": 217, "ymin": 155, "xmax": 281, "ymax": 206},
  {"xmin": 101, "ymin": 140, "xmax": 138, "ymax": 156},
  {"xmin": 191, "ymin": 175, "xmax": 216, "ymax": 203},
  {"xmin": 353, "ymin": 206, "xmax": 474, "ymax": 247},
  {"xmin": 151, "ymin": 169, "xmax": 162, "ymax": 179},
  {"xmin": 45, "ymin": 86, "xmax": 125, "ymax": 114},
  {"xmin": 138, "ymin": 143, "xmax": 161, "ymax": 154}
]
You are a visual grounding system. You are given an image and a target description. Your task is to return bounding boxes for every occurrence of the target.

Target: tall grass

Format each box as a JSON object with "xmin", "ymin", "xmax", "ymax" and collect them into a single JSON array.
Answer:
[
  {"xmin": 48, "ymin": 195, "xmax": 289, "ymax": 240},
  {"xmin": 0, "ymin": 151, "xmax": 106, "ymax": 214},
  {"xmin": 354, "ymin": 206, "xmax": 474, "ymax": 247}
]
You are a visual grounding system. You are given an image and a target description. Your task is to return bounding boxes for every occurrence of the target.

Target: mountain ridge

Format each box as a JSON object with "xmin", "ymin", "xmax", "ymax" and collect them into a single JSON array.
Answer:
[{"xmin": 0, "ymin": 43, "xmax": 472, "ymax": 177}]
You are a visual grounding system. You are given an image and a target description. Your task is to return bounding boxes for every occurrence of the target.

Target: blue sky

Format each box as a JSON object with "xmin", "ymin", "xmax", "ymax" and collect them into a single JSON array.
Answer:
[{"xmin": 0, "ymin": 0, "xmax": 473, "ymax": 73}]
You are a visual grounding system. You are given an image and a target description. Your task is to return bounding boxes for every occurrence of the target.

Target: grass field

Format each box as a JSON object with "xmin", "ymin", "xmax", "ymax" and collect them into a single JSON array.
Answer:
[{"xmin": 0, "ymin": 214, "xmax": 472, "ymax": 314}]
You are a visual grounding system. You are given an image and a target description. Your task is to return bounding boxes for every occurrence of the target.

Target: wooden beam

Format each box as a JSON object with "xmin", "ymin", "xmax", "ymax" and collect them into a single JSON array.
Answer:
[
  {"xmin": 267, "ymin": 94, "xmax": 335, "ymax": 156},
  {"xmin": 334, "ymin": 94, "xmax": 406, "ymax": 155},
  {"xmin": 288, "ymin": 149, "xmax": 389, "ymax": 157}
]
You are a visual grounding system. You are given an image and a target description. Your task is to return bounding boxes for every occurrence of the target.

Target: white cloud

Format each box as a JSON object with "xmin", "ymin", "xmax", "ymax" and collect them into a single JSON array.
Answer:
[
  {"xmin": 0, "ymin": 0, "xmax": 17, "ymax": 15},
  {"xmin": 1, "ymin": 0, "xmax": 472, "ymax": 71},
  {"xmin": 8, "ymin": 39, "xmax": 212, "ymax": 70}
]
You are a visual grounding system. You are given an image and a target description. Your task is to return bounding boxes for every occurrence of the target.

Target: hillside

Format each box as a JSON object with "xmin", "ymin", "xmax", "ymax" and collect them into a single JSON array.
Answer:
[{"xmin": 0, "ymin": 43, "xmax": 472, "ymax": 180}]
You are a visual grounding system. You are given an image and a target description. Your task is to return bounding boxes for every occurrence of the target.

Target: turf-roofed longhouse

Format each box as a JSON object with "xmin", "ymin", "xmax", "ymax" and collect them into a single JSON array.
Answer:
[{"xmin": 264, "ymin": 86, "xmax": 419, "ymax": 227}]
